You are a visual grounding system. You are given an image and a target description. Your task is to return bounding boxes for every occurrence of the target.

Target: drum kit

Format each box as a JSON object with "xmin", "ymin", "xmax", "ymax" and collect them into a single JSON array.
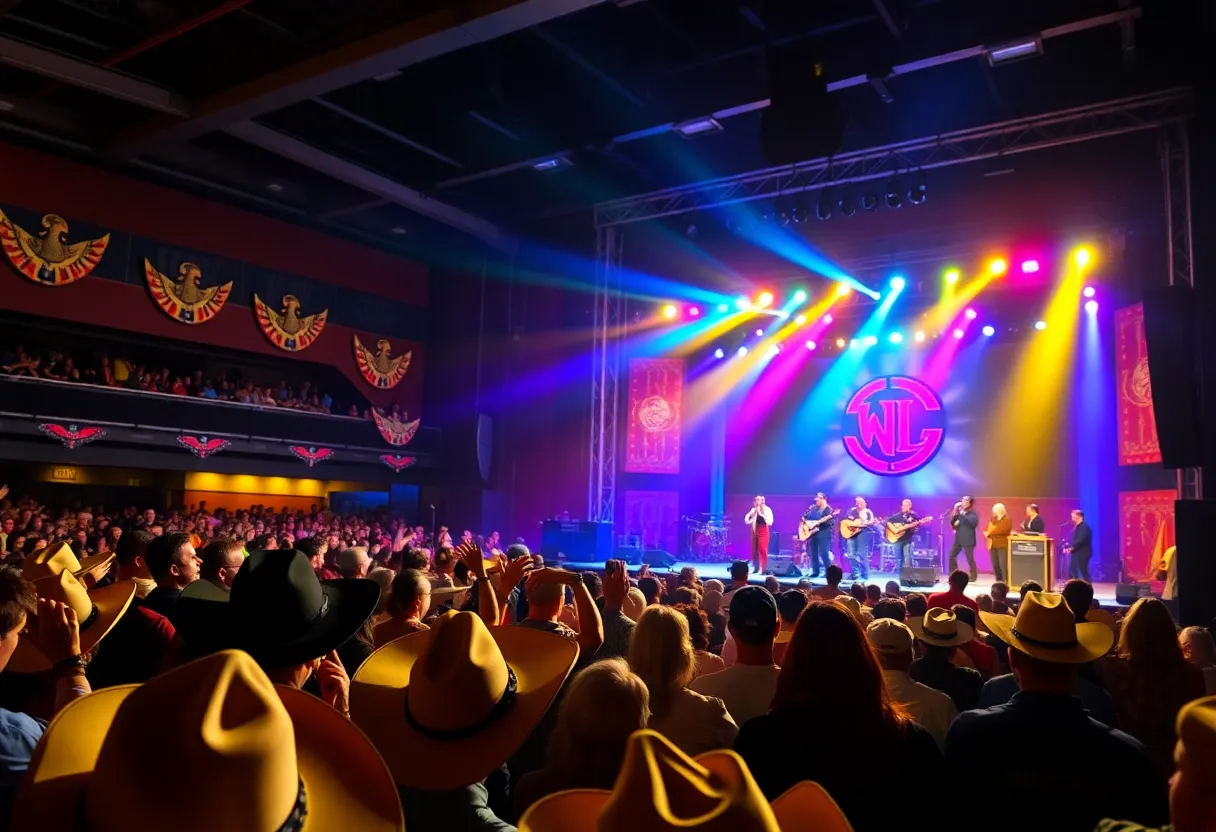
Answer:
[{"xmin": 685, "ymin": 513, "xmax": 731, "ymax": 562}]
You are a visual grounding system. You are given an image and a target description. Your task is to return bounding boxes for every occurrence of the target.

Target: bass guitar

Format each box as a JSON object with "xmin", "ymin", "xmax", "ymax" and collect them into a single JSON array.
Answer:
[
  {"xmin": 840, "ymin": 517, "xmax": 880, "ymax": 539},
  {"xmin": 798, "ymin": 509, "xmax": 840, "ymax": 541},
  {"xmin": 885, "ymin": 515, "xmax": 934, "ymax": 544}
]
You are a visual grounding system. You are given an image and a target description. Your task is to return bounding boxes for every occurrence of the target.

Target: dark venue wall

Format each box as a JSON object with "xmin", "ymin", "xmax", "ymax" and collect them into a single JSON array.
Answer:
[{"xmin": 0, "ymin": 141, "xmax": 428, "ymax": 416}]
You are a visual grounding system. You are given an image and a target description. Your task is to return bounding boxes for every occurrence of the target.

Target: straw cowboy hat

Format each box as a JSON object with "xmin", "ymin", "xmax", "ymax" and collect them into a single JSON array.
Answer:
[
  {"xmin": 907, "ymin": 607, "xmax": 974, "ymax": 647},
  {"xmin": 351, "ymin": 610, "xmax": 578, "ymax": 791},
  {"xmin": 22, "ymin": 541, "xmax": 114, "ymax": 583},
  {"xmin": 834, "ymin": 595, "xmax": 869, "ymax": 625},
  {"xmin": 12, "ymin": 650, "xmax": 404, "ymax": 832},
  {"xmin": 8, "ymin": 569, "xmax": 135, "ymax": 674},
  {"xmin": 1086, "ymin": 607, "xmax": 1118, "ymax": 638},
  {"xmin": 175, "ymin": 549, "xmax": 380, "ymax": 667},
  {"xmin": 518, "ymin": 729, "xmax": 854, "ymax": 832},
  {"xmin": 980, "ymin": 591, "xmax": 1113, "ymax": 663}
]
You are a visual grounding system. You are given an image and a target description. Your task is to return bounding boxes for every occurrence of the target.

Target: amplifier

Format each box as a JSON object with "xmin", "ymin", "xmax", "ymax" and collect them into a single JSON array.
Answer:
[
  {"xmin": 900, "ymin": 566, "xmax": 938, "ymax": 587},
  {"xmin": 769, "ymin": 554, "xmax": 800, "ymax": 577},
  {"xmin": 541, "ymin": 520, "xmax": 613, "ymax": 562},
  {"xmin": 1115, "ymin": 582, "xmax": 1159, "ymax": 606},
  {"xmin": 643, "ymin": 549, "xmax": 677, "ymax": 568},
  {"xmin": 613, "ymin": 546, "xmax": 642, "ymax": 565}
]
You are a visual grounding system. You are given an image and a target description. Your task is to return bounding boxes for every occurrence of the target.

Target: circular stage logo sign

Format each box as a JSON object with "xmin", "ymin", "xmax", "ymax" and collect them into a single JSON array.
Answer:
[{"xmin": 841, "ymin": 375, "xmax": 946, "ymax": 476}]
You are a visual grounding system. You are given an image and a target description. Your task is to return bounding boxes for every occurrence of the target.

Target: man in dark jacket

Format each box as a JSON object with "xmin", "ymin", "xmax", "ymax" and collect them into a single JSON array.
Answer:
[
  {"xmin": 1067, "ymin": 509, "xmax": 1094, "ymax": 582},
  {"xmin": 949, "ymin": 496, "xmax": 980, "ymax": 582}
]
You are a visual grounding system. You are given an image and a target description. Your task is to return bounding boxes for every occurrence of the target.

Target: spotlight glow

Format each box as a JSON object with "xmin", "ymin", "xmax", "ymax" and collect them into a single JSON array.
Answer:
[
  {"xmin": 888, "ymin": 331, "xmax": 904, "ymax": 344},
  {"xmin": 850, "ymin": 339, "xmax": 859, "ymax": 348},
  {"xmin": 835, "ymin": 338, "xmax": 846, "ymax": 348},
  {"xmin": 952, "ymin": 328, "xmax": 965, "ymax": 339},
  {"xmin": 754, "ymin": 328, "xmax": 764, "ymax": 337},
  {"xmin": 914, "ymin": 331, "xmax": 926, "ymax": 343},
  {"xmin": 716, "ymin": 303, "xmax": 729, "ymax": 313},
  {"xmin": 1021, "ymin": 259, "xmax": 1040, "ymax": 274},
  {"xmin": 757, "ymin": 291, "xmax": 774, "ymax": 308},
  {"xmin": 805, "ymin": 340, "xmax": 817, "ymax": 351},
  {"xmin": 794, "ymin": 314, "xmax": 807, "ymax": 325},
  {"xmin": 1085, "ymin": 299, "xmax": 1099, "ymax": 313},
  {"xmin": 836, "ymin": 285, "xmax": 851, "ymax": 298},
  {"xmin": 1082, "ymin": 286, "xmax": 1096, "ymax": 298},
  {"xmin": 736, "ymin": 346, "xmax": 749, "ymax": 357},
  {"xmin": 1034, "ymin": 321, "xmax": 1047, "ymax": 331},
  {"xmin": 982, "ymin": 325, "xmax": 996, "ymax": 337},
  {"xmin": 989, "ymin": 258, "xmax": 1008, "ymax": 276},
  {"xmin": 944, "ymin": 269, "xmax": 960, "ymax": 284},
  {"xmin": 890, "ymin": 276, "xmax": 906, "ymax": 290},
  {"xmin": 863, "ymin": 335, "xmax": 878, "ymax": 347},
  {"xmin": 662, "ymin": 304, "xmax": 677, "ymax": 319},
  {"xmin": 734, "ymin": 296, "xmax": 750, "ymax": 310},
  {"xmin": 689, "ymin": 307, "xmax": 700, "ymax": 317},
  {"xmin": 822, "ymin": 314, "xmax": 833, "ymax": 324},
  {"xmin": 793, "ymin": 289, "xmax": 808, "ymax": 303},
  {"xmin": 766, "ymin": 344, "xmax": 780, "ymax": 357},
  {"xmin": 713, "ymin": 348, "xmax": 725, "ymax": 359},
  {"xmin": 1074, "ymin": 247, "xmax": 1093, "ymax": 267},
  {"xmin": 964, "ymin": 308, "xmax": 978, "ymax": 320}
]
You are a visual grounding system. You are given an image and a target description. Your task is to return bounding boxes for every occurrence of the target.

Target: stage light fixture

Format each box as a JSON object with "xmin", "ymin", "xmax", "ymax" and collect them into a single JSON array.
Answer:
[
  {"xmin": 662, "ymin": 304, "xmax": 678, "ymax": 319},
  {"xmin": 885, "ymin": 179, "xmax": 903, "ymax": 209},
  {"xmin": 1021, "ymin": 259, "xmax": 1040, "ymax": 274},
  {"xmin": 863, "ymin": 335, "xmax": 878, "ymax": 347},
  {"xmin": 822, "ymin": 314, "xmax": 833, "ymax": 324},
  {"xmin": 805, "ymin": 340, "xmax": 817, "ymax": 351},
  {"xmin": 944, "ymin": 269, "xmax": 960, "ymax": 284},
  {"xmin": 717, "ymin": 302, "xmax": 729, "ymax": 313},
  {"xmin": 793, "ymin": 289, "xmax": 808, "ymax": 303},
  {"xmin": 737, "ymin": 346, "xmax": 749, "ymax": 357},
  {"xmin": 982, "ymin": 325, "xmax": 996, "ymax": 337},
  {"xmin": 914, "ymin": 331, "xmax": 926, "ymax": 343},
  {"xmin": 890, "ymin": 276, "xmax": 906, "ymax": 290},
  {"xmin": 838, "ymin": 193, "xmax": 857, "ymax": 217},
  {"xmin": 734, "ymin": 296, "xmax": 750, "ymax": 310},
  {"xmin": 889, "ymin": 332, "xmax": 904, "ymax": 344},
  {"xmin": 689, "ymin": 307, "xmax": 701, "ymax": 317},
  {"xmin": 794, "ymin": 314, "xmax": 807, "ymax": 325},
  {"xmin": 835, "ymin": 285, "xmax": 851, "ymax": 298},
  {"xmin": 713, "ymin": 348, "xmax": 725, "ymax": 359},
  {"xmin": 754, "ymin": 328, "xmax": 764, "ymax": 337},
  {"xmin": 860, "ymin": 192, "xmax": 879, "ymax": 212},
  {"xmin": 964, "ymin": 308, "xmax": 978, "ymax": 320},
  {"xmin": 816, "ymin": 191, "xmax": 833, "ymax": 221},
  {"xmin": 907, "ymin": 172, "xmax": 928, "ymax": 205},
  {"xmin": 1082, "ymin": 286, "xmax": 1096, "ymax": 298},
  {"xmin": 952, "ymin": 328, "xmax": 965, "ymax": 339},
  {"xmin": 1034, "ymin": 321, "xmax": 1048, "ymax": 331},
  {"xmin": 757, "ymin": 291, "xmax": 774, "ymax": 308},
  {"xmin": 989, "ymin": 258, "xmax": 1008, "ymax": 276},
  {"xmin": 1073, "ymin": 246, "xmax": 1093, "ymax": 267},
  {"xmin": 1085, "ymin": 299, "xmax": 1099, "ymax": 313}
]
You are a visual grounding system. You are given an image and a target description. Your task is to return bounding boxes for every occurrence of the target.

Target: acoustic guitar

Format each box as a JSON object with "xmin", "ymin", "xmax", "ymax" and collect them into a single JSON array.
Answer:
[
  {"xmin": 884, "ymin": 515, "xmax": 934, "ymax": 544},
  {"xmin": 840, "ymin": 517, "xmax": 879, "ymax": 539},
  {"xmin": 798, "ymin": 509, "xmax": 840, "ymax": 541}
]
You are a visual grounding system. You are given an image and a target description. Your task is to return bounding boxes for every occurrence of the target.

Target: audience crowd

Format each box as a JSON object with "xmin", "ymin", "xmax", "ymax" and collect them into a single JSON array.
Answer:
[{"xmin": 0, "ymin": 487, "xmax": 1213, "ymax": 832}]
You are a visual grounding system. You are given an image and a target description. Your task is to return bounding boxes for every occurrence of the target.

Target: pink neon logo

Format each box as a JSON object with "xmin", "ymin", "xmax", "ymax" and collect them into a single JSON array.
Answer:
[{"xmin": 842, "ymin": 376, "xmax": 945, "ymax": 476}]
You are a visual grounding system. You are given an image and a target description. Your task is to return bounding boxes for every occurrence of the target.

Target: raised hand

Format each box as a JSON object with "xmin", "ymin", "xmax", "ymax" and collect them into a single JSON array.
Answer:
[
  {"xmin": 315, "ymin": 649, "xmax": 350, "ymax": 717},
  {"xmin": 500, "ymin": 554, "xmax": 535, "ymax": 589},
  {"xmin": 453, "ymin": 539, "xmax": 488, "ymax": 579},
  {"xmin": 28, "ymin": 597, "xmax": 81, "ymax": 664}
]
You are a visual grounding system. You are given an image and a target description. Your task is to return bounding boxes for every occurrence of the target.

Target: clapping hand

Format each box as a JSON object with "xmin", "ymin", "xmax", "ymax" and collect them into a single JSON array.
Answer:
[
  {"xmin": 453, "ymin": 539, "xmax": 488, "ymax": 579},
  {"xmin": 603, "ymin": 561, "xmax": 629, "ymax": 610},
  {"xmin": 501, "ymin": 554, "xmax": 535, "ymax": 589}
]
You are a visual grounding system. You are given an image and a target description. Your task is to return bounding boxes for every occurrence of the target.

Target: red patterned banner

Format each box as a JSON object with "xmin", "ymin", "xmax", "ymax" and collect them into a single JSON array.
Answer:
[
  {"xmin": 1116, "ymin": 304, "xmax": 1161, "ymax": 465},
  {"xmin": 625, "ymin": 358, "xmax": 683, "ymax": 474},
  {"xmin": 623, "ymin": 490, "xmax": 680, "ymax": 553},
  {"xmin": 1119, "ymin": 489, "xmax": 1176, "ymax": 581}
]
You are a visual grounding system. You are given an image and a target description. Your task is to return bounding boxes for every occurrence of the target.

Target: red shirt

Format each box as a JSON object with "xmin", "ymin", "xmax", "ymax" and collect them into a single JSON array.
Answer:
[
  {"xmin": 958, "ymin": 639, "xmax": 997, "ymax": 679},
  {"xmin": 926, "ymin": 589, "xmax": 979, "ymax": 613}
]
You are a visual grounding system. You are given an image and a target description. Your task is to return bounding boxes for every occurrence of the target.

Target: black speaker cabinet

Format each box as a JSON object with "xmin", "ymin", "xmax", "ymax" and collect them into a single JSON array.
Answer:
[
  {"xmin": 541, "ymin": 521, "xmax": 613, "ymax": 562},
  {"xmin": 900, "ymin": 566, "xmax": 938, "ymax": 587},
  {"xmin": 1142, "ymin": 285, "xmax": 1203, "ymax": 468},
  {"xmin": 1176, "ymin": 500, "xmax": 1216, "ymax": 627}
]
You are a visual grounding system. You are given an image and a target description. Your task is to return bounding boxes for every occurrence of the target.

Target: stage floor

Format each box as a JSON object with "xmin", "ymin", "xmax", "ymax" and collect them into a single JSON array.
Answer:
[{"xmin": 560, "ymin": 560, "xmax": 1126, "ymax": 608}]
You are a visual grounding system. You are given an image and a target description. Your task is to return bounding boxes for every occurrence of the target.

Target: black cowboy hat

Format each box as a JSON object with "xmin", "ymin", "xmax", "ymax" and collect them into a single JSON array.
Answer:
[{"xmin": 177, "ymin": 549, "xmax": 380, "ymax": 667}]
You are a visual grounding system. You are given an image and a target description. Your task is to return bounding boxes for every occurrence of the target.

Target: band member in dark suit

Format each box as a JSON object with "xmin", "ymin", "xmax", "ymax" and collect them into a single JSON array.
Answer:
[
  {"xmin": 744, "ymin": 495, "xmax": 773, "ymax": 574},
  {"xmin": 949, "ymin": 496, "xmax": 980, "ymax": 582},
  {"xmin": 1021, "ymin": 503, "xmax": 1046, "ymax": 534},
  {"xmin": 844, "ymin": 496, "xmax": 876, "ymax": 581},
  {"xmin": 802, "ymin": 492, "xmax": 835, "ymax": 578},
  {"xmin": 1068, "ymin": 509, "xmax": 1094, "ymax": 582},
  {"xmin": 887, "ymin": 498, "xmax": 920, "ymax": 567}
]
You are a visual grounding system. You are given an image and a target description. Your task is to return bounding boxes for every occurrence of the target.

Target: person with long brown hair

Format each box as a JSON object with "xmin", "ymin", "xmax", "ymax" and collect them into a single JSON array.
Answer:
[{"xmin": 734, "ymin": 600, "xmax": 943, "ymax": 832}]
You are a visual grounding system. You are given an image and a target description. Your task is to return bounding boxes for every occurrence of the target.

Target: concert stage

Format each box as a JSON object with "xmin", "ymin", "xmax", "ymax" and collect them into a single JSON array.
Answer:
[{"xmin": 559, "ymin": 560, "xmax": 1128, "ymax": 608}]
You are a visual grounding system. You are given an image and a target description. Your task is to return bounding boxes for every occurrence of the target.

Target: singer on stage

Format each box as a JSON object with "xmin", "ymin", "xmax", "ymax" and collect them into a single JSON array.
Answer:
[
  {"xmin": 802, "ymin": 492, "xmax": 835, "ymax": 578},
  {"xmin": 745, "ymin": 495, "xmax": 773, "ymax": 574},
  {"xmin": 1068, "ymin": 509, "xmax": 1093, "ymax": 582},
  {"xmin": 949, "ymin": 496, "xmax": 980, "ymax": 582}
]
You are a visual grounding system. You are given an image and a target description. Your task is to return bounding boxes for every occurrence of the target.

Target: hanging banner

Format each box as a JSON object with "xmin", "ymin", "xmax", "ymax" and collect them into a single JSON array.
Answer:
[
  {"xmin": 623, "ymin": 490, "xmax": 680, "ymax": 554},
  {"xmin": 1118, "ymin": 489, "xmax": 1176, "ymax": 581},
  {"xmin": 1115, "ymin": 304, "xmax": 1162, "ymax": 465},
  {"xmin": 625, "ymin": 358, "xmax": 683, "ymax": 474}
]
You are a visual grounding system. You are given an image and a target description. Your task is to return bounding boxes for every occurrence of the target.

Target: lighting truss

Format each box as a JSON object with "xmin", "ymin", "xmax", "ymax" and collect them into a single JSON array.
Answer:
[
  {"xmin": 594, "ymin": 88, "xmax": 1191, "ymax": 227},
  {"xmin": 588, "ymin": 225, "xmax": 624, "ymax": 523}
]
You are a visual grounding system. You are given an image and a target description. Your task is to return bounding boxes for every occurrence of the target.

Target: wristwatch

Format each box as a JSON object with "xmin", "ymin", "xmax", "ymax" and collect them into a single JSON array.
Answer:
[{"xmin": 53, "ymin": 654, "xmax": 87, "ymax": 677}]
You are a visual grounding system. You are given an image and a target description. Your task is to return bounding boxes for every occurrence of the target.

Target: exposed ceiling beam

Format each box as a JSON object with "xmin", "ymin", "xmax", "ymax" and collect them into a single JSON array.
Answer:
[
  {"xmin": 225, "ymin": 120, "xmax": 514, "ymax": 252},
  {"xmin": 310, "ymin": 96, "xmax": 464, "ymax": 167},
  {"xmin": 532, "ymin": 26, "xmax": 643, "ymax": 106},
  {"xmin": 111, "ymin": 0, "xmax": 612, "ymax": 152},
  {"xmin": 871, "ymin": 0, "xmax": 903, "ymax": 39},
  {"xmin": 0, "ymin": 35, "xmax": 190, "ymax": 115}
]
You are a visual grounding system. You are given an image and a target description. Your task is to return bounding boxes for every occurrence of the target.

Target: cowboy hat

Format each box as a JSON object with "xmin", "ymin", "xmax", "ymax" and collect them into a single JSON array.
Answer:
[
  {"xmin": 21, "ymin": 541, "xmax": 114, "ymax": 583},
  {"xmin": 8, "ymin": 569, "xmax": 135, "ymax": 674},
  {"xmin": 1086, "ymin": 607, "xmax": 1118, "ymax": 638},
  {"xmin": 980, "ymin": 591, "xmax": 1112, "ymax": 663},
  {"xmin": 834, "ymin": 595, "xmax": 868, "ymax": 625},
  {"xmin": 907, "ymin": 607, "xmax": 974, "ymax": 647},
  {"xmin": 12, "ymin": 650, "xmax": 404, "ymax": 832},
  {"xmin": 351, "ymin": 610, "xmax": 578, "ymax": 791},
  {"xmin": 518, "ymin": 729, "xmax": 853, "ymax": 832},
  {"xmin": 175, "ymin": 549, "xmax": 380, "ymax": 667}
]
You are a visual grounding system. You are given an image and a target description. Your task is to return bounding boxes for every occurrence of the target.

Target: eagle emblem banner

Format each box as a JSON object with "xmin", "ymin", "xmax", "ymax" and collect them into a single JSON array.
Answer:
[{"xmin": 1115, "ymin": 304, "xmax": 1161, "ymax": 465}]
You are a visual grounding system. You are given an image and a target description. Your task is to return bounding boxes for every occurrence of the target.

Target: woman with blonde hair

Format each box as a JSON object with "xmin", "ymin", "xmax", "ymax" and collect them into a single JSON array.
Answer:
[
  {"xmin": 628, "ymin": 605, "xmax": 737, "ymax": 755},
  {"xmin": 513, "ymin": 658, "xmax": 650, "ymax": 815},
  {"xmin": 984, "ymin": 502, "xmax": 1013, "ymax": 582}
]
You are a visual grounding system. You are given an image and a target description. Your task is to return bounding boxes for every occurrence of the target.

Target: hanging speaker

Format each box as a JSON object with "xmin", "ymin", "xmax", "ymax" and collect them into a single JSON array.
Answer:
[
  {"xmin": 759, "ymin": 47, "xmax": 846, "ymax": 166},
  {"xmin": 1141, "ymin": 285, "xmax": 1202, "ymax": 468}
]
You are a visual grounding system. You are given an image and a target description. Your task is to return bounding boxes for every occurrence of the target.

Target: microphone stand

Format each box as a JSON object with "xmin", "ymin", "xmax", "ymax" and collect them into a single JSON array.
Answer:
[{"xmin": 429, "ymin": 504, "xmax": 437, "ymax": 551}]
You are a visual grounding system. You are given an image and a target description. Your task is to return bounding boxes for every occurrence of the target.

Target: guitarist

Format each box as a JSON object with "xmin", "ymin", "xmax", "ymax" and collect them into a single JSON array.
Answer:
[
  {"xmin": 949, "ymin": 496, "xmax": 980, "ymax": 582},
  {"xmin": 802, "ymin": 493, "xmax": 836, "ymax": 578},
  {"xmin": 886, "ymin": 498, "xmax": 921, "ymax": 567},
  {"xmin": 744, "ymin": 495, "xmax": 774, "ymax": 574},
  {"xmin": 843, "ymin": 496, "xmax": 876, "ymax": 582}
]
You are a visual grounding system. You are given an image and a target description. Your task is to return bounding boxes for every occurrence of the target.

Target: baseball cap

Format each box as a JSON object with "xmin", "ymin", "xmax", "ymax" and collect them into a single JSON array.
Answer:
[
  {"xmin": 866, "ymin": 618, "xmax": 914, "ymax": 655},
  {"xmin": 727, "ymin": 586, "xmax": 778, "ymax": 644}
]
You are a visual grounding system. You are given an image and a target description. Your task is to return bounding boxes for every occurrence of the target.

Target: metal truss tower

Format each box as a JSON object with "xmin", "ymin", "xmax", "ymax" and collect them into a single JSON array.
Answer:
[{"xmin": 588, "ymin": 224, "xmax": 624, "ymax": 523}]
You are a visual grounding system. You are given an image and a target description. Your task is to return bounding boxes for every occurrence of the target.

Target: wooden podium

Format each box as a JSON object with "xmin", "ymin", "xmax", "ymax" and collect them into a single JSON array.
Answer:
[{"xmin": 1008, "ymin": 534, "xmax": 1054, "ymax": 588}]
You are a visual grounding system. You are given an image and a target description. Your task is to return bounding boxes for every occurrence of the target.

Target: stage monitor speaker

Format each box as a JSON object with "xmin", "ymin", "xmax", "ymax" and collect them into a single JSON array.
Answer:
[
  {"xmin": 899, "ymin": 566, "xmax": 937, "ymax": 587},
  {"xmin": 1142, "ymin": 285, "xmax": 1203, "ymax": 468},
  {"xmin": 759, "ymin": 46, "xmax": 846, "ymax": 166},
  {"xmin": 1114, "ymin": 582, "xmax": 1158, "ymax": 606},
  {"xmin": 1176, "ymin": 499, "xmax": 1216, "ymax": 627},
  {"xmin": 769, "ymin": 555, "xmax": 800, "ymax": 578},
  {"xmin": 613, "ymin": 546, "xmax": 642, "ymax": 565},
  {"xmin": 643, "ymin": 549, "xmax": 677, "ymax": 568},
  {"xmin": 541, "ymin": 521, "xmax": 613, "ymax": 562}
]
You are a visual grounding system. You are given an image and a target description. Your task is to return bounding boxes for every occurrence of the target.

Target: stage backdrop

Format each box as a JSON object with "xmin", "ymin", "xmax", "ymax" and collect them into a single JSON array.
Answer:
[
  {"xmin": 1119, "ymin": 489, "xmax": 1176, "ymax": 582},
  {"xmin": 1115, "ymin": 304, "xmax": 1162, "ymax": 465},
  {"xmin": 625, "ymin": 358, "xmax": 684, "ymax": 474}
]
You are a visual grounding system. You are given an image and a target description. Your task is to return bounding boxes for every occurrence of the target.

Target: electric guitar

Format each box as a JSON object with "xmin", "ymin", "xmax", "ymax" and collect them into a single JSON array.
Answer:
[
  {"xmin": 798, "ymin": 510, "xmax": 840, "ymax": 541},
  {"xmin": 840, "ymin": 517, "xmax": 880, "ymax": 539},
  {"xmin": 885, "ymin": 515, "xmax": 934, "ymax": 544}
]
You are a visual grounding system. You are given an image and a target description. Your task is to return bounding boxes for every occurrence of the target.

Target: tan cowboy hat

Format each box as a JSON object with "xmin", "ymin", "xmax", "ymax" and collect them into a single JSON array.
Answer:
[
  {"xmin": 980, "ymin": 591, "xmax": 1112, "ymax": 663},
  {"xmin": 907, "ymin": 607, "xmax": 974, "ymax": 647},
  {"xmin": 22, "ymin": 541, "xmax": 114, "ymax": 582},
  {"xmin": 1086, "ymin": 607, "xmax": 1118, "ymax": 638},
  {"xmin": 351, "ymin": 610, "xmax": 578, "ymax": 791},
  {"xmin": 775, "ymin": 628, "xmax": 794, "ymax": 644},
  {"xmin": 834, "ymin": 595, "xmax": 867, "ymax": 624},
  {"xmin": 1178, "ymin": 695, "xmax": 1216, "ymax": 775},
  {"xmin": 8, "ymin": 569, "xmax": 135, "ymax": 673},
  {"xmin": 518, "ymin": 729, "xmax": 853, "ymax": 832},
  {"xmin": 12, "ymin": 650, "xmax": 404, "ymax": 832}
]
